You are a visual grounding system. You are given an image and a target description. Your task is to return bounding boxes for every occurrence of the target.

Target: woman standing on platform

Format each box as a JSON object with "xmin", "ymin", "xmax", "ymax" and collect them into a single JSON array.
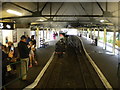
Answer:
[
  {"xmin": 28, "ymin": 41, "xmax": 36, "ymax": 67},
  {"xmin": 30, "ymin": 35, "xmax": 38, "ymax": 65}
]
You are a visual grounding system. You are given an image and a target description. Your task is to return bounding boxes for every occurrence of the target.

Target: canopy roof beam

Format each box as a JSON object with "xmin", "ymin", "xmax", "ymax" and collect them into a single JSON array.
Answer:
[{"xmin": 9, "ymin": 2, "xmax": 34, "ymax": 13}]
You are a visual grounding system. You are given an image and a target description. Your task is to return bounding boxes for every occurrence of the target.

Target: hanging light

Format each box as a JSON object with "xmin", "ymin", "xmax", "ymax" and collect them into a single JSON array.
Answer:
[{"xmin": 100, "ymin": 20, "xmax": 105, "ymax": 23}]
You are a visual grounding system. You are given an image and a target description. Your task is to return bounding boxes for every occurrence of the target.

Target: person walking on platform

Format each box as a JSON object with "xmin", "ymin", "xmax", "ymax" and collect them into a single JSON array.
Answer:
[{"xmin": 18, "ymin": 35, "xmax": 31, "ymax": 80}]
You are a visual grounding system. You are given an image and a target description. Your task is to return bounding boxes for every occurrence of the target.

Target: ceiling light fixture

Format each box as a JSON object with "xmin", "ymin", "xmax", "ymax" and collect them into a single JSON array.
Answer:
[
  {"xmin": 6, "ymin": 24, "xmax": 11, "ymax": 29},
  {"xmin": 39, "ymin": 19, "xmax": 44, "ymax": 21},
  {"xmin": 100, "ymin": 20, "xmax": 105, "ymax": 23},
  {"xmin": 7, "ymin": 9, "xmax": 22, "ymax": 16}
]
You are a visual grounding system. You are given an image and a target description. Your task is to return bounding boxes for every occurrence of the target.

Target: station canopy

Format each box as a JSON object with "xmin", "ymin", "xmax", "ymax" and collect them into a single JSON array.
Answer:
[{"xmin": 0, "ymin": 2, "xmax": 120, "ymax": 30}]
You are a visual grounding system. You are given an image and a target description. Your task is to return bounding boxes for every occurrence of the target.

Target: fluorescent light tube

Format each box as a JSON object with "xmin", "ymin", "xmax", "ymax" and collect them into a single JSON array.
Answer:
[
  {"xmin": 7, "ymin": 9, "xmax": 22, "ymax": 16},
  {"xmin": 100, "ymin": 20, "xmax": 105, "ymax": 22}
]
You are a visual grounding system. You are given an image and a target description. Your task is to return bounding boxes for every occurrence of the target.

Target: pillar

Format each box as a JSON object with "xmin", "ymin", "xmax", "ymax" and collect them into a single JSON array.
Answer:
[
  {"xmin": 87, "ymin": 28, "xmax": 90, "ymax": 40},
  {"xmin": 103, "ymin": 28, "xmax": 107, "ymax": 50},
  {"xmin": 98, "ymin": 28, "xmax": 100, "ymax": 40},
  {"xmin": 49, "ymin": 28, "xmax": 51, "ymax": 40},
  {"xmin": 90, "ymin": 28, "xmax": 93, "ymax": 43},
  {"xmin": 97, "ymin": 28, "xmax": 100, "ymax": 46},
  {"xmin": 13, "ymin": 22, "xmax": 16, "ymax": 29},
  {"xmin": 94, "ymin": 28, "xmax": 96, "ymax": 38},
  {"xmin": 82, "ymin": 28, "xmax": 84, "ymax": 36},
  {"xmin": 46, "ymin": 28, "xmax": 48, "ymax": 40},
  {"xmin": 43, "ymin": 28, "xmax": 44, "ymax": 39},
  {"xmin": 36, "ymin": 27, "xmax": 39, "ymax": 48},
  {"xmin": 113, "ymin": 26, "xmax": 116, "ymax": 54}
]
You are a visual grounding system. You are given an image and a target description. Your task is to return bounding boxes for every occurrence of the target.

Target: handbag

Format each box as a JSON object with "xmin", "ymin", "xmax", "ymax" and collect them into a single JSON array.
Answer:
[{"xmin": 7, "ymin": 65, "xmax": 12, "ymax": 71}]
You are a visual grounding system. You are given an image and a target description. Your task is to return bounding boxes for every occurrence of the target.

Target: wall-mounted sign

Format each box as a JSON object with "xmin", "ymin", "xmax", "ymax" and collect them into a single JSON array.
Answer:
[
  {"xmin": 0, "ymin": 22, "xmax": 14, "ymax": 30},
  {"xmin": 13, "ymin": 30, "xmax": 17, "ymax": 43}
]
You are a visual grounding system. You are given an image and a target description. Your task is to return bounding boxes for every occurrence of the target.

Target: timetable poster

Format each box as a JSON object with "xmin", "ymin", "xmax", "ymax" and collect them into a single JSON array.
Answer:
[{"xmin": 13, "ymin": 30, "xmax": 17, "ymax": 43}]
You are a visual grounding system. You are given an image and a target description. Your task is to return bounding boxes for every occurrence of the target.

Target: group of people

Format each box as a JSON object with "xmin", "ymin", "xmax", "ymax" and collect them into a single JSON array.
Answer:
[
  {"xmin": 1, "ymin": 35, "xmax": 38, "ymax": 86},
  {"xmin": 1, "ymin": 33, "xmax": 68, "ymax": 87},
  {"xmin": 53, "ymin": 32, "xmax": 58, "ymax": 39},
  {"xmin": 1, "ymin": 41, "xmax": 17, "ymax": 86}
]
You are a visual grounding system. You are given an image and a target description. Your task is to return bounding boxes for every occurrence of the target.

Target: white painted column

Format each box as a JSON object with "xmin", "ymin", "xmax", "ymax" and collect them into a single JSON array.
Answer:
[
  {"xmin": 90, "ymin": 28, "xmax": 93, "ymax": 43},
  {"xmin": 98, "ymin": 28, "xmax": 100, "ymax": 40},
  {"xmin": 97, "ymin": 28, "xmax": 100, "ymax": 46},
  {"xmin": 94, "ymin": 28, "xmax": 95, "ymax": 38},
  {"xmin": 49, "ymin": 28, "xmax": 51, "ymax": 39},
  {"xmin": 36, "ymin": 27, "xmax": 39, "ymax": 48},
  {"xmin": 43, "ymin": 28, "xmax": 44, "ymax": 39},
  {"xmin": 82, "ymin": 28, "xmax": 84, "ymax": 36},
  {"xmin": 46, "ymin": 28, "xmax": 48, "ymax": 40},
  {"xmin": 87, "ymin": 28, "xmax": 90, "ymax": 40}
]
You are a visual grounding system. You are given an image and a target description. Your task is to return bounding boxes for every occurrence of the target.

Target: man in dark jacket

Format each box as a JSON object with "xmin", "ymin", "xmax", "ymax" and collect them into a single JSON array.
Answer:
[{"xmin": 18, "ymin": 35, "xmax": 31, "ymax": 80}]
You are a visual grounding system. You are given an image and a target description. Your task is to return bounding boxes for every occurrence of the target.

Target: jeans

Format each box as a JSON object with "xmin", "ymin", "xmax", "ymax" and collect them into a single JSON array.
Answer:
[{"xmin": 21, "ymin": 58, "xmax": 29, "ymax": 80}]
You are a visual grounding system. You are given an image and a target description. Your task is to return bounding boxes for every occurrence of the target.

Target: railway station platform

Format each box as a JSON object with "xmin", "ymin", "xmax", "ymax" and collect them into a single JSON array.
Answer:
[
  {"xmin": 4, "ymin": 40, "xmax": 57, "ymax": 89},
  {"xmin": 3, "ymin": 36, "xmax": 118, "ymax": 89},
  {"xmin": 80, "ymin": 36, "xmax": 119, "ymax": 88},
  {"xmin": 1, "ymin": 2, "xmax": 120, "ymax": 90}
]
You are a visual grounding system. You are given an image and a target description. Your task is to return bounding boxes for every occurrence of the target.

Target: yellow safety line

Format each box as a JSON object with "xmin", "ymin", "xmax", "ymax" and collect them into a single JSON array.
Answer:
[
  {"xmin": 77, "ymin": 36, "xmax": 113, "ymax": 89},
  {"xmin": 23, "ymin": 52, "xmax": 55, "ymax": 90}
]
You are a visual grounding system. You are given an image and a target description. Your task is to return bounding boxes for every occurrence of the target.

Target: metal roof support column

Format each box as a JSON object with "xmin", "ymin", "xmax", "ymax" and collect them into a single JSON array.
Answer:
[
  {"xmin": 90, "ymin": 28, "xmax": 93, "ymax": 43},
  {"xmin": 37, "ymin": 2, "xmax": 39, "ymax": 12},
  {"xmin": 43, "ymin": 28, "xmax": 45, "ymax": 40},
  {"xmin": 13, "ymin": 22, "xmax": 16, "ymax": 29},
  {"xmin": 103, "ymin": 27, "xmax": 107, "ymax": 50},
  {"xmin": 46, "ymin": 28, "xmax": 48, "ymax": 40},
  {"xmin": 50, "ymin": 2, "xmax": 52, "ymax": 19},
  {"xmin": 36, "ymin": 27, "xmax": 39, "ymax": 48},
  {"xmin": 87, "ymin": 28, "xmax": 90, "ymax": 40},
  {"xmin": 94, "ymin": 28, "xmax": 96, "ymax": 38},
  {"xmin": 9, "ymin": 2, "xmax": 34, "ymax": 13},
  {"xmin": 96, "ymin": 2, "xmax": 104, "ymax": 14},
  {"xmin": 49, "ymin": 28, "xmax": 51, "ymax": 40},
  {"xmin": 82, "ymin": 28, "xmax": 84, "ymax": 36},
  {"xmin": 112, "ymin": 26, "xmax": 116, "ymax": 54},
  {"xmin": 93, "ymin": 28, "xmax": 95, "ymax": 35},
  {"xmin": 81, "ymin": 28, "xmax": 84, "ymax": 36},
  {"xmin": 97, "ymin": 28, "xmax": 100, "ymax": 46}
]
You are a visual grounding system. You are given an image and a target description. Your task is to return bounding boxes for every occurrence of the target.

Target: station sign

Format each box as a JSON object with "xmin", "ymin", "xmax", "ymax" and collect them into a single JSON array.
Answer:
[{"xmin": 0, "ymin": 22, "xmax": 14, "ymax": 30}]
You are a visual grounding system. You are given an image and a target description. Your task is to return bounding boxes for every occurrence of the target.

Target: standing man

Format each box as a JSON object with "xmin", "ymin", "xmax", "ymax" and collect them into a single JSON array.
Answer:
[{"xmin": 18, "ymin": 35, "xmax": 31, "ymax": 80}]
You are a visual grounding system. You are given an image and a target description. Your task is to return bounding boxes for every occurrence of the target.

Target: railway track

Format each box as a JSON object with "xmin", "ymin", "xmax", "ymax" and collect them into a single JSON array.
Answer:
[{"xmin": 34, "ymin": 37, "xmax": 105, "ymax": 89}]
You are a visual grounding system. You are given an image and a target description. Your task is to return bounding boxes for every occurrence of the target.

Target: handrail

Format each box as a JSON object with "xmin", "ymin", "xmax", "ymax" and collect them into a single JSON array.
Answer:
[{"xmin": 1, "ymin": 60, "xmax": 28, "ymax": 89}]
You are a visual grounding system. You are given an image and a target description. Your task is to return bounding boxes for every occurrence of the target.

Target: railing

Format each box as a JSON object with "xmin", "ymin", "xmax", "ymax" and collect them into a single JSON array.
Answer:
[{"xmin": 1, "ymin": 60, "xmax": 28, "ymax": 89}]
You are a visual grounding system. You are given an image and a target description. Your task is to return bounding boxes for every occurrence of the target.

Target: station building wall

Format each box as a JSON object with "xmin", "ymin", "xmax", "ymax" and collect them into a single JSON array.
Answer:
[{"xmin": 14, "ymin": 28, "xmax": 30, "ymax": 47}]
